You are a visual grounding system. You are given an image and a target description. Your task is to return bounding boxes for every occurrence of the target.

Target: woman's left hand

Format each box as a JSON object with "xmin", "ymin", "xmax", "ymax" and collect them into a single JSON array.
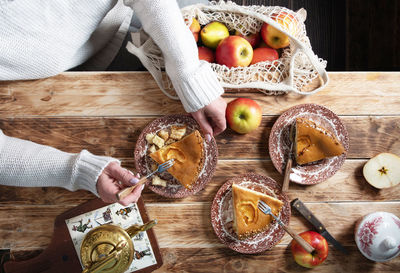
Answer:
[{"xmin": 96, "ymin": 162, "xmax": 143, "ymax": 206}]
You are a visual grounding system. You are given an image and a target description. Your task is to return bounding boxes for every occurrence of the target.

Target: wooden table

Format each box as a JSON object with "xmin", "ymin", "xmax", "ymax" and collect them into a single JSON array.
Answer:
[{"xmin": 0, "ymin": 72, "xmax": 399, "ymax": 272}]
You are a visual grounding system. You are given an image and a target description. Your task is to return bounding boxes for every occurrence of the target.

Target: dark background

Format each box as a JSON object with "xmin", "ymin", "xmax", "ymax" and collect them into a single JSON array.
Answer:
[{"xmin": 107, "ymin": 0, "xmax": 400, "ymax": 72}]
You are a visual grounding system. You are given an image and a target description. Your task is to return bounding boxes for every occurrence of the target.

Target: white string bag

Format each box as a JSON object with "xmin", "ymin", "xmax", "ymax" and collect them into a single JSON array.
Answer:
[{"xmin": 126, "ymin": 1, "xmax": 328, "ymax": 100}]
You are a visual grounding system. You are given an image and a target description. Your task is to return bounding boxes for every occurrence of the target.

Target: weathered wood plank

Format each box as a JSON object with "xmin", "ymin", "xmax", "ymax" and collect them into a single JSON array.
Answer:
[
  {"xmin": 0, "ymin": 116, "xmax": 399, "ymax": 160},
  {"xmin": 8, "ymin": 245, "xmax": 400, "ymax": 273},
  {"xmin": 1, "ymin": 202, "xmax": 399, "ymax": 251},
  {"xmin": 1, "ymin": 72, "xmax": 400, "ymax": 116},
  {"xmin": 0, "ymin": 159, "xmax": 398, "ymax": 205},
  {"xmin": 157, "ymin": 245, "xmax": 399, "ymax": 273}
]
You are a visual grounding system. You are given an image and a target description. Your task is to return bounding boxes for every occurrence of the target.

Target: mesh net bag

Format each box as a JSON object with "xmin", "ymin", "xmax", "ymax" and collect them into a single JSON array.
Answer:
[{"xmin": 126, "ymin": 0, "xmax": 328, "ymax": 100}]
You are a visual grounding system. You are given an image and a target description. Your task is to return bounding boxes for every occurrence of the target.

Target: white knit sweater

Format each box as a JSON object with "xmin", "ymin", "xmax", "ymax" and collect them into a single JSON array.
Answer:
[{"xmin": 0, "ymin": 0, "xmax": 223, "ymax": 194}]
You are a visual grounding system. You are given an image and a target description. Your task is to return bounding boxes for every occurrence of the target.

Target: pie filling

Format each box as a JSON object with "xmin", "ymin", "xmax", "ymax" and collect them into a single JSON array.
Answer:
[
  {"xmin": 150, "ymin": 130, "xmax": 204, "ymax": 189},
  {"xmin": 232, "ymin": 183, "xmax": 284, "ymax": 240},
  {"xmin": 295, "ymin": 117, "xmax": 345, "ymax": 165}
]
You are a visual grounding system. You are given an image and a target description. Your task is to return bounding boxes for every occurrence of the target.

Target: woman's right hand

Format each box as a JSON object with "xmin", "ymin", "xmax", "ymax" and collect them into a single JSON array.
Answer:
[{"xmin": 191, "ymin": 96, "xmax": 227, "ymax": 141}]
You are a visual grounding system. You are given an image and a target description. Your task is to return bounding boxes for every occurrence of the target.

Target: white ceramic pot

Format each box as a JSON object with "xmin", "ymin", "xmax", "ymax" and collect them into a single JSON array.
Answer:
[{"xmin": 355, "ymin": 211, "xmax": 400, "ymax": 262}]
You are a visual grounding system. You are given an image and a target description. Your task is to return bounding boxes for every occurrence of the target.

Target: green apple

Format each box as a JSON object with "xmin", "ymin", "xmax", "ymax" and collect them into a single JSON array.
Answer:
[
  {"xmin": 226, "ymin": 98, "xmax": 262, "ymax": 134},
  {"xmin": 200, "ymin": 21, "xmax": 229, "ymax": 49}
]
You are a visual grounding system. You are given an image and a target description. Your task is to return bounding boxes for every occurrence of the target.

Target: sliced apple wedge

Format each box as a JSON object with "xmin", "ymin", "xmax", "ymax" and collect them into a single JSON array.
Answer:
[{"xmin": 363, "ymin": 153, "xmax": 400, "ymax": 189}]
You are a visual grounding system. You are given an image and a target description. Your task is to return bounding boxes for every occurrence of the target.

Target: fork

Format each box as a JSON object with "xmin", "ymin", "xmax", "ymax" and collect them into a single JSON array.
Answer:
[
  {"xmin": 116, "ymin": 159, "xmax": 175, "ymax": 201},
  {"xmin": 258, "ymin": 200, "xmax": 315, "ymax": 253}
]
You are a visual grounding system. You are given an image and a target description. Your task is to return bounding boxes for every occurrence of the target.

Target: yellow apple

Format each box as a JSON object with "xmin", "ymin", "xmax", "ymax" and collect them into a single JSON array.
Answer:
[{"xmin": 200, "ymin": 21, "xmax": 229, "ymax": 49}]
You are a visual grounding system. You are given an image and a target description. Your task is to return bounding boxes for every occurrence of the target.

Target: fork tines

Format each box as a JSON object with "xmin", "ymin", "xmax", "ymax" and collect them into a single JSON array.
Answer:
[
  {"xmin": 257, "ymin": 200, "xmax": 271, "ymax": 214},
  {"xmin": 159, "ymin": 159, "xmax": 174, "ymax": 171}
]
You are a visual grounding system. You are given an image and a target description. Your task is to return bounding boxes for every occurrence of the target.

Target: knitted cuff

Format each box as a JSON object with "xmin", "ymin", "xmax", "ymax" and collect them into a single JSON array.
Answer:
[
  {"xmin": 169, "ymin": 61, "xmax": 224, "ymax": 113},
  {"xmin": 72, "ymin": 150, "xmax": 120, "ymax": 196}
]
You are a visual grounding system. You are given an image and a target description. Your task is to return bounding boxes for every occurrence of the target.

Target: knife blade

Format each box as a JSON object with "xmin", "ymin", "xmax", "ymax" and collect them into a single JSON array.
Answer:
[
  {"xmin": 282, "ymin": 123, "xmax": 295, "ymax": 191},
  {"xmin": 291, "ymin": 198, "xmax": 349, "ymax": 254}
]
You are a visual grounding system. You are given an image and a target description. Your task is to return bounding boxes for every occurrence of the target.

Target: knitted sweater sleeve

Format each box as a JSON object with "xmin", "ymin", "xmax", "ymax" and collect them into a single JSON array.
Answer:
[
  {"xmin": 124, "ymin": 0, "xmax": 224, "ymax": 113},
  {"xmin": 0, "ymin": 130, "xmax": 118, "ymax": 196}
]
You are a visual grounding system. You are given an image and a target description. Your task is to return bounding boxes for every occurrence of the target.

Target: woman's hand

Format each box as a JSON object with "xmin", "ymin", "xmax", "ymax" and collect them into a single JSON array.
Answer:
[
  {"xmin": 96, "ymin": 162, "xmax": 143, "ymax": 206},
  {"xmin": 191, "ymin": 96, "xmax": 227, "ymax": 140}
]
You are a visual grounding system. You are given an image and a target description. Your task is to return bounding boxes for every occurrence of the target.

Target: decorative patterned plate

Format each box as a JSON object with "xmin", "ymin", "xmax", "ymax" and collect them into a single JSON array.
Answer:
[
  {"xmin": 211, "ymin": 173, "xmax": 290, "ymax": 254},
  {"xmin": 269, "ymin": 103, "xmax": 349, "ymax": 185},
  {"xmin": 134, "ymin": 114, "xmax": 218, "ymax": 198}
]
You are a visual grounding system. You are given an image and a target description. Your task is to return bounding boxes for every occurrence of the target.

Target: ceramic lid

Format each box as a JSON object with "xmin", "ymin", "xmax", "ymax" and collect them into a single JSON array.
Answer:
[{"xmin": 355, "ymin": 211, "xmax": 400, "ymax": 262}]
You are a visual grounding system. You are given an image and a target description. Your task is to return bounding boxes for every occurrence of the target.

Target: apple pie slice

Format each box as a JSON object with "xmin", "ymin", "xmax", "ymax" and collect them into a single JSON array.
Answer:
[
  {"xmin": 295, "ymin": 117, "xmax": 345, "ymax": 165},
  {"xmin": 232, "ymin": 183, "xmax": 283, "ymax": 239},
  {"xmin": 150, "ymin": 130, "xmax": 204, "ymax": 189}
]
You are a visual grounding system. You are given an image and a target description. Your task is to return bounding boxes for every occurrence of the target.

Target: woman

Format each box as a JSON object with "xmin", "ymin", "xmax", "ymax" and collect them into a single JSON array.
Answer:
[{"xmin": 0, "ymin": 0, "xmax": 226, "ymax": 204}]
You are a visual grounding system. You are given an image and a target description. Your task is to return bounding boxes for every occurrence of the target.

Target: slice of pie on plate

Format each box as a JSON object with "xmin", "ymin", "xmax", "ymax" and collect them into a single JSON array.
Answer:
[
  {"xmin": 232, "ymin": 183, "xmax": 284, "ymax": 240},
  {"xmin": 295, "ymin": 117, "xmax": 345, "ymax": 165},
  {"xmin": 150, "ymin": 130, "xmax": 204, "ymax": 189}
]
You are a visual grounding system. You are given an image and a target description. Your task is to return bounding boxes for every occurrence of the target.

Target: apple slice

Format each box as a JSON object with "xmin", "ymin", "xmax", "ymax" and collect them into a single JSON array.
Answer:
[{"xmin": 363, "ymin": 153, "xmax": 400, "ymax": 189}]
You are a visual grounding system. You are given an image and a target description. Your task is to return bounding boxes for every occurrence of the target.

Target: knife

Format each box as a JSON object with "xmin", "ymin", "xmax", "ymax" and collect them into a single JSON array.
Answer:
[
  {"xmin": 291, "ymin": 198, "xmax": 349, "ymax": 254},
  {"xmin": 282, "ymin": 122, "xmax": 295, "ymax": 192}
]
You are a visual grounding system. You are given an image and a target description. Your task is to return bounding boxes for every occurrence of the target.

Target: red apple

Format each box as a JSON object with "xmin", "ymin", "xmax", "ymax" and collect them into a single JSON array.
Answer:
[
  {"xmin": 272, "ymin": 11, "xmax": 298, "ymax": 36},
  {"xmin": 250, "ymin": 47, "xmax": 279, "ymax": 65},
  {"xmin": 260, "ymin": 23, "xmax": 289, "ymax": 49},
  {"xmin": 260, "ymin": 12, "xmax": 297, "ymax": 49},
  {"xmin": 226, "ymin": 98, "xmax": 262, "ymax": 134},
  {"xmin": 257, "ymin": 40, "xmax": 270, "ymax": 48},
  {"xmin": 186, "ymin": 18, "xmax": 201, "ymax": 42},
  {"xmin": 216, "ymin": 36, "xmax": 253, "ymax": 68},
  {"xmin": 198, "ymin": 46, "xmax": 215, "ymax": 63},
  {"xmin": 234, "ymin": 30, "xmax": 261, "ymax": 48},
  {"xmin": 291, "ymin": 231, "xmax": 329, "ymax": 268}
]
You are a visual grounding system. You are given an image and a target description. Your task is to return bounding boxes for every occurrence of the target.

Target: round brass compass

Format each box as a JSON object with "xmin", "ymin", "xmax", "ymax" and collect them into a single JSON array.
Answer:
[{"xmin": 80, "ymin": 220, "xmax": 156, "ymax": 273}]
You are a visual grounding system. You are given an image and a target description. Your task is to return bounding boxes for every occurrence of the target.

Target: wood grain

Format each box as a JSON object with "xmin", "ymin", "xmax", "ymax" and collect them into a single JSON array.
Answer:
[
  {"xmin": 9, "ymin": 245, "xmax": 400, "ymax": 273},
  {"xmin": 1, "ymin": 202, "xmax": 399, "ymax": 250},
  {"xmin": 0, "ymin": 159, "xmax": 399, "ymax": 205},
  {"xmin": 1, "ymin": 71, "xmax": 400, "ymax": 273},
  {"xmin": 156, "ymin": 245, "xmax": 399, "ymax": 273},
  {"xmin": 1, "ymin": 72, "xmax": 400, "ymax": 116},
  {"xmin": 0, "ymin": 115, "xmax": 399, "ymax": 160}
]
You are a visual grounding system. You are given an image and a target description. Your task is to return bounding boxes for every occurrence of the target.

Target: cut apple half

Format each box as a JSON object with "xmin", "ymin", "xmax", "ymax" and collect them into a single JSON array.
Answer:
[{"xmin": 363, "ymin": 152, "xmax": 400, "ymax": 189}]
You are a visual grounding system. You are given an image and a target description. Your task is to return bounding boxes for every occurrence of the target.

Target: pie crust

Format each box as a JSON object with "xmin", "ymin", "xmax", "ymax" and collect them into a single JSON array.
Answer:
[
  {"xmin": 150, "ymin": 130, "xmax": 204, "ymax": 189},
  {"xmin": 295, "ymin": 117, "xmax": 345, "ymax": 165},
  {"xmin": 232, "ymin": 183, "xmax": 284, "ymax": 240}
]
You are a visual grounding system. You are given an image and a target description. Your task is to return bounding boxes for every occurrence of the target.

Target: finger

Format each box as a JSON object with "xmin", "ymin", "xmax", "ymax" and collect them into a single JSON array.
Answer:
[
  {"xmin": 191, "ymin": 111, "xmax": 213, "ymax": 137},
  {"xmin": 97, "ymin": 178, "xmax": 121, "ymax": 203},
  {"xmin": 106, "ymin": 163, "xmax": 137, "ymax": 187},
  {"xmin": 209, "ymin": 115, "xmax": 227, "ymax": 136},
  {"xmin": 118, "ymin": 184, "xmax": 144, "ymax": 206}
]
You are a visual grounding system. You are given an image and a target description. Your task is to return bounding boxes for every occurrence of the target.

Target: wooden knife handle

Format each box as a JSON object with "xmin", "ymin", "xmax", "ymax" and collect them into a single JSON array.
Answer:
[
  {"xmin": 291, "ymin": 198, "xmax": 326, "ymax": 232},
  {"xmin": 282, "ymin": 157, "xmax": 292, "ymax": 192},
  {"xmin": 282, "ymin": 225, "xmax": 315, "ymax": 253},
  {"xmin": 116, "ymin": 177, "xmax": 147, "ymax": 201}
]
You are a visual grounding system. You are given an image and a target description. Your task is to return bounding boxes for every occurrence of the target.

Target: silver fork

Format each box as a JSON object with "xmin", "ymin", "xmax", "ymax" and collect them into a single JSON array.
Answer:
[
  {"xmin": 258, "ymin": 200, "xmax": 315, "ymax": 253},
  {"xmin": 116, "ymin": 159, "xmax": 175, "ymax": 201}
]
